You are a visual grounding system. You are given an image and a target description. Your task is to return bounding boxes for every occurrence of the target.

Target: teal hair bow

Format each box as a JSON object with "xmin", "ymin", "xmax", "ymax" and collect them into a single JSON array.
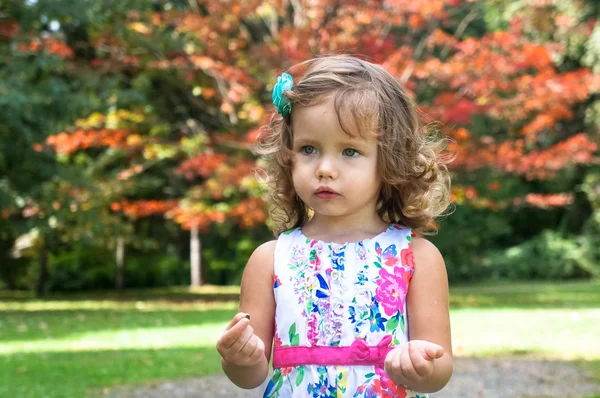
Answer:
[{"xmin": 272, "ymin": 73, "xmax": 293, "ymax": 116}]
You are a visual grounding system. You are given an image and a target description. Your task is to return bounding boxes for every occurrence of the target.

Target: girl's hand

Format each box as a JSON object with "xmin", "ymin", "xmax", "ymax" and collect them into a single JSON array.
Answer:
[
  {"xmin": 216, "ymin": 312, "xmax": 266, "ymax": 367},
  {"xmin": 384, "ymin": 340, "xmax": 445, "ymax": 387}
]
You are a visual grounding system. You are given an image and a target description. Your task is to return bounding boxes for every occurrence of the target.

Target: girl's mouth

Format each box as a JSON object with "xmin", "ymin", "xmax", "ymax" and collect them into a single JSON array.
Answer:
[{"xmin": 315, "ymin": 186, "xmax": 340, "ymax": 199}]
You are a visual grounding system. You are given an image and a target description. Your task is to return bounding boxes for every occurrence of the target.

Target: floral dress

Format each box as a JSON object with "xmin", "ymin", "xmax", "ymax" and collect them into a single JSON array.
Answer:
[{"xmin": 264, "ymin": 224, "xmax": 428, "ymax": 398}]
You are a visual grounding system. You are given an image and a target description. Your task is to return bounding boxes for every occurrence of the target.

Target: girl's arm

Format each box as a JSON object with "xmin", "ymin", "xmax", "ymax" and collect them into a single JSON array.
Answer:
[
  {"xmin": 385, "ymin": 237, "xmax": 453, "ymax": 393},
  {"xmin": 219, "ymin": 240, "xmax": 277, "ymax": 389}
]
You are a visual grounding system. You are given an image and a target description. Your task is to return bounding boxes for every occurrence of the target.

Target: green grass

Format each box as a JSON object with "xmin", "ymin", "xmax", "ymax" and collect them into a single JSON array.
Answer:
[
  {"xmin": 1, "ymin": 280, "xmax": 599, "ymax": 397},
  {"xmin": 0, "ymin": 288, "xmax": 239, "ymax": 398},
  {"xmin": 450, "ymin": 279, "xmax": 600, "ymax": 309},
  {"xmin": 448, "ymin": 280, "xmax": 600, "ymax": 360}
]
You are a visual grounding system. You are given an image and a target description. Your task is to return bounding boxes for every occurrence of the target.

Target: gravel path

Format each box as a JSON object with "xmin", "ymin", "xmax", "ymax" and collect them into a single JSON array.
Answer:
[{"xmin": 104, "ymin": 358, "xmax": 600, "ymax": 398}]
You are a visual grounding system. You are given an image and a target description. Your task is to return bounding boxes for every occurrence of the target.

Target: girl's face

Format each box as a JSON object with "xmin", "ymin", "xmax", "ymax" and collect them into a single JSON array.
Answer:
[{"xmin": 291, "ymin": 98, "xmax": 382, "ymax": 222}]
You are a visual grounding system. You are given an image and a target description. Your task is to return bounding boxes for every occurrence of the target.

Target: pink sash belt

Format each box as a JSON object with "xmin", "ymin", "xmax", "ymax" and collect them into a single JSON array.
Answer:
[{"xmin": 273, "ymin": 335, "xmax": 393, "ymax": 368}]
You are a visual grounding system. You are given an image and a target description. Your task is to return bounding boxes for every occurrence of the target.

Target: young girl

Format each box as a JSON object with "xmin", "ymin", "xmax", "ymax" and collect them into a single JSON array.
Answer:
[{"xmin": 216, "ymin": 55, "xmax": 453, "ymax": 398}]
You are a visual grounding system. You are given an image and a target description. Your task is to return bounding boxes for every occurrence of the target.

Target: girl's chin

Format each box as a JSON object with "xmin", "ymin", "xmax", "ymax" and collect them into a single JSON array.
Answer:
[{"xmin": 309, "ymin": 207, "xmax": 350, "ymax": 217}]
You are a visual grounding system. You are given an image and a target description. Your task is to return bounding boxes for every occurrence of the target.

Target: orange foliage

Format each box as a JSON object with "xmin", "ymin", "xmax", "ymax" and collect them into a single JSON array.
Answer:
[
  {"xmin": 18, "ymin": 37, "xmax": 74, "ymax": 58},
  {"xmin": 229, "ymin": 197, "xmax": 267, "ymax": 228},
  {"xmin": 522, "ymin": 43, "xmax": 553, "ymax": 70},
  {"xmin": 46, "ymin": 128, "xmax": 140, "ymax": 155},
  {"xmin": 416, "ymin": 29, "xmax": 599, "ymax": 139},
  {"xmin": 110, "ymin": 200, "xmax": 178, "ymax": 219},
  {"xmin": 29, "ymin": 0, "xmax": 597, "ymax": 231},
  {"xmin": 524, "ymin": 193, "xmax": 573, "ymax": 209},
  {"xmin": 522, "ymin": 103, "xmax": 574, "ymax": 137},
  {"xmin": 201, "ymin": 161, "xmax": 257, "ymax": 199},
  {"xmin": 244, "ymin": 127, "xmax": 262, "ymax": 144},
  {"xmin": 176, "ymin": 153, "xmax": 227, "ymax": 180},
  {"xmin": 166, "ymin": 206, "xmax": 226, "ymax": 231},
  {"xmin": 455, "ymin": 133, "xmax": 598, "ymax": 180}
]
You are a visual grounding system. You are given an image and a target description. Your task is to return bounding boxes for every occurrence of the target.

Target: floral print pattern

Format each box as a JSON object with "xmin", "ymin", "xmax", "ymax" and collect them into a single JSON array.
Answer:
[
  {"xmin": 376, "ymin": 265, "xmax": 410, "ymax": 316},
  {"xmin": 265, "ymin": 225, "xmax": 427, "ymax": 398}
]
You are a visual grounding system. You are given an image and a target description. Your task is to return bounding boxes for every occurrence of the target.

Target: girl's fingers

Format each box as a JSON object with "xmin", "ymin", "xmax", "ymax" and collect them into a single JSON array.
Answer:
[
  {"xmin": 423, "ymin": 343, "xmax": 445, "ymax": 361},
  {"xmin": 400, "ymin": 343, "xmax": 418, "ymax": 381},
  {"xmin": 238, "ymin": 335, "xmax": 265, "ymax": 367},
  {"xmin": 248, "ymin": 335, "xmax": 266, "ymax": 364},
  {"xmin": 385, "ymin": 347, "xmax": 407, "ymax": 385},
  {"xmin": 225, "ymin": 312, "xmax": 249, "ymax": 331},
  {"xmin": 239, "ymin": 333, "xmax": 258, "ymax": 358},
  {"xmin": 219, "ymin": 316, "xmax": 250, "ymax": 349},
  {"xmin": 256, "ymin": 336, "xmax": 266, "ymax": 358},
  {"xmin": 409, "ymin": 341, "xmax": 432, "ymax": 378},
  {"xmin": 232, "ymin": 324, "xmax": 254, "ymax": 353},
  {"xmin": 384, "ymin": 347, "xmax": 398, "ymax": 374}
]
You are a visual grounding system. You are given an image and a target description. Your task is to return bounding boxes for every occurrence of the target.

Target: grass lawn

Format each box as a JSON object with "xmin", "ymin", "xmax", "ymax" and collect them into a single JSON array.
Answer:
[{"xmin": 0, "ymin": 280, "xmax": 599, "ymax": 397}]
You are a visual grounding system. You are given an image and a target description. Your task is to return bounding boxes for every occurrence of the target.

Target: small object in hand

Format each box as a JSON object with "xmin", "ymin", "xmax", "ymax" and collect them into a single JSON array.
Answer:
[{"xmin": 245, "ymin": 314, "xmax": 251, "ymax": 320}]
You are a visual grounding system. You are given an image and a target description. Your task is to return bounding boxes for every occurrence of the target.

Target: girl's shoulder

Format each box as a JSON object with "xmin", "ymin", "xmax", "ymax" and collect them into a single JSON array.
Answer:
[
  {"xmin": 410, "ymin": 236, "xmax": 446, "ymax": 278},
  {"xmin": 247, "ymin": 240, "xmax": 278, "ymax": 270}
]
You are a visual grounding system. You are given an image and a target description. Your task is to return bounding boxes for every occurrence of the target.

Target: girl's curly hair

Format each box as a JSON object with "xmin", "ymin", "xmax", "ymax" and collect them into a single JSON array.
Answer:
[{"xmin": 255, "ymin": 55, "xmax": 453, "ymax": 237}]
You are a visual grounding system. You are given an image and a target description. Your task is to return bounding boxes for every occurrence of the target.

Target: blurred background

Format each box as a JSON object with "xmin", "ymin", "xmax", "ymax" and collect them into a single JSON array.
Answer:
[{"xmin": 0, "ymin": 0, "xmax": 599, "ymax": 397}]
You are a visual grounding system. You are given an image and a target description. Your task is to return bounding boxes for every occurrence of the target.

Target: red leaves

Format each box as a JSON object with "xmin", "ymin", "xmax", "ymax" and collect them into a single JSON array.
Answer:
[
  {"xmin": 456, "ymin": 133, "xmax": 598, "ymax": 180},
  {"xmin": 515, "ymin": 134, "xmax": 598, "ymax": 180},
  {"xmin": 166, "ymin": 206, "xmax": 226, "ymax": 231},
  {"xmin": 176, "ymin": 154, "xmax": 227, "ymax": 180},
  {"xmin": 441, "ymin": 99, "xmax": 477, "ymax": 125},
  {"xmin": 110, "ymin": 200, "xmax": 178, "ymax": 219},
  {"xmin": 522, "ymin": 114, "xmax": 555, "ymax": 136},
  {"xmin": 18, "ymin": 37, "xmax": 74, "ymax": 58},
  {"xmin": 521, "ymin": 43, "xmax": 553, "ymax": 70},
  {"xmin": 46, "ymin": 129, "xmax": 136, "ymax": 155},
  {"xmin": 524, "ymin": 193, "xmax": 573, "ymax": 209},
  {"xmin": 229, "ymin": 197, "xmax": 267, "ymax": 228},
  {"xmin": 0, "ymin": 19, "xmax": 19, "ymax": 40}
]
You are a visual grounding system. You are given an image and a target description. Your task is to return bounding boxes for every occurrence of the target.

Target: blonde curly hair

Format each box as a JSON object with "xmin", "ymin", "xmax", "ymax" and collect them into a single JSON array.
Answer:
[{"xmin": 255, "ymin": 55, "xmax": 453, "ymax": 237}]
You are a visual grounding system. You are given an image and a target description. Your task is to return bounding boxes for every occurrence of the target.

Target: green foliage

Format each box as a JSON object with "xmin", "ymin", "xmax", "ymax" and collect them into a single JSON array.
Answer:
[
  {"xmin": 124, "ymin": 252, "xmax": 190, "ymax": 288},
  {"xmin": 1, "ymin": 0, "xmax": 599, "ymax": 292},
  {"xmin": 0, "ymin": 239, "xmax": 30, "ymax": 290},
  {"xmin": 44, "ymin": 248, "xmax": 190, "ymax": 292},
  {"xmin": 432, "ymin": 205, "xmax": 513, "ymax": 281},
  {"xmin": 44, "ymin": 245, "xmax": 114, "ymax": 291},
  {"xmin": 487, "ymin": 230, "xmax": 598, "ymax": 280},
  {"xmin": 201, "ymin": 222, "xmax": 273, "ymax": 285}
]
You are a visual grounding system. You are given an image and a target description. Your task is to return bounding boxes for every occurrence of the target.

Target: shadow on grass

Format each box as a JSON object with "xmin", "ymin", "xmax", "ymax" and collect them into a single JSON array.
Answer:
[
  {"xmin": 1, "ymin": 308, "xmax": 237, "ymax": 343},
  {"xmin": 0, "ymin": 346, "xmax": 225, "ymax": 398},
  {"xmin": 2, "ymin": 279, "xmax": 599, "ymax": 309},
  {"xmin": 0, "ymin": 286, "xmax": 241, "ymax": 303}
]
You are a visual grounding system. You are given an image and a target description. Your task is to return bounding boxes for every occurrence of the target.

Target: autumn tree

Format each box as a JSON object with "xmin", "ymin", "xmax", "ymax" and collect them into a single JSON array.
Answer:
[{"xmin": 2, "ymin": 0, "xmax": 599, "ymax": 291}]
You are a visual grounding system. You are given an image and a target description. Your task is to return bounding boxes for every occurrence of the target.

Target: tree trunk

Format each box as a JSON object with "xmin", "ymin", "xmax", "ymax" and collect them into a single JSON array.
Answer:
[
  {"xmin": 35, "ymin": 245, "xmax": 48, "ymax": 298},
  {"xmin": 116, "ymin": 237, "xmax": 125, "ymax": 290},
  {"xmin": 190, "ymin": 225, "xmax": 202, "ymax": 287}
]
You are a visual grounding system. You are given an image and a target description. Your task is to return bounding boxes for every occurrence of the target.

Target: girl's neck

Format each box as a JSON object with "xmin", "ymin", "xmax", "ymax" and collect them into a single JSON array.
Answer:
[{"xmin": 301, "ymin": 213, "xmax": 389, "ymax": 243}]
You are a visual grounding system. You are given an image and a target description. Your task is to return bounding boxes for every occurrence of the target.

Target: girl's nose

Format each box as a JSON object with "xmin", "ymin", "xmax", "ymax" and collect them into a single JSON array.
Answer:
[{"xmin": 316, "ymin": 156, "xmax": 338, "ymax": 179}]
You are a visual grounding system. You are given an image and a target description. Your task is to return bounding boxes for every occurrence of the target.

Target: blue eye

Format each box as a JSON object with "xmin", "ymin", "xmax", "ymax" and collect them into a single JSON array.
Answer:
[
  {"xmin": 301, "ymin": 146, "xmax": 316, "ymax": 155},
  {"xmin": 343, "ymin": 148, "xmax": 359, "ymax": 157}
]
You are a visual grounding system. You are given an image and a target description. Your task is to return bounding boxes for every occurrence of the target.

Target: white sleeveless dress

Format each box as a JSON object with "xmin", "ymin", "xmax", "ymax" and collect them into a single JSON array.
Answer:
[{"xmin": 263, "ymin": 224, "xmax": 428, "ymax": 398}]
